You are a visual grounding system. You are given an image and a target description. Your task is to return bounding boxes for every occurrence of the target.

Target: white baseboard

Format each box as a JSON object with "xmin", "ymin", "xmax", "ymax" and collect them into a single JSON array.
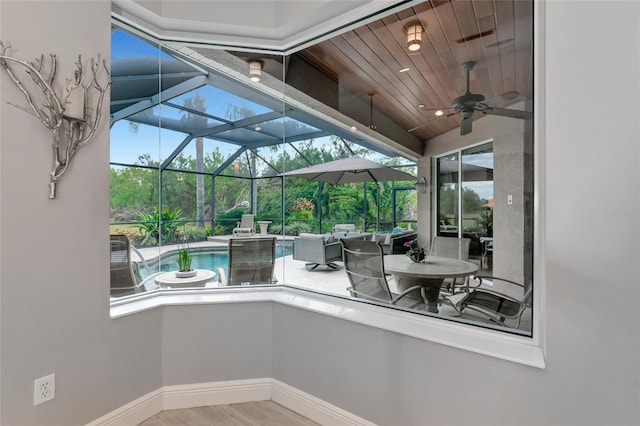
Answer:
[
  {"xmin": 85, "ymin": 388, "xmax": 163, "ymax": 426},
  {"xmin": 86, "ymin": 378, "xmax": 375, "ymax": 426},
  {"xmin": 270, "ymin": 380, "xmax": 376, "ymax": 426}
]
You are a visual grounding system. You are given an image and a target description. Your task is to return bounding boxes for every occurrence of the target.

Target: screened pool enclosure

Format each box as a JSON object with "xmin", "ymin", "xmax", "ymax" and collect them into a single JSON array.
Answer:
[{"xmin": 109, "ymin": 28, "xmax": 418, "ymax": 250}]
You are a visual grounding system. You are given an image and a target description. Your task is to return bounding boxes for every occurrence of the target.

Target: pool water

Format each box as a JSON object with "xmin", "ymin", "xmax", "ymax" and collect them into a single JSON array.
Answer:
[{"xmin": 142, "ymin": 245, "xmax": 293, "ymax": 278}]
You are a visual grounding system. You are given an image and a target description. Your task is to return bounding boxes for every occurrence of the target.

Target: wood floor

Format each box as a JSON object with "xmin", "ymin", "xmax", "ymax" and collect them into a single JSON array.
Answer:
[{"xmin": 138, "ymin": 401, "xmax": 320, "ymax": 426}]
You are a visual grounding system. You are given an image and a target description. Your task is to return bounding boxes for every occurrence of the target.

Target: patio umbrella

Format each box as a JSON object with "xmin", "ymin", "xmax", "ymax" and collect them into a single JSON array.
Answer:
[
  {"xmin": 279, "ymin": 157, "xmax": 415, "ymax": 184},
  {"xmin": 279, "ymin": 157, "xmax": 417, "ymax": 229}
]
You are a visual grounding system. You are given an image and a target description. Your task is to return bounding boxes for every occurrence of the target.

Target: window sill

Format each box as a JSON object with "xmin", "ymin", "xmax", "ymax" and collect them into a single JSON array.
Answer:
[{"xmin": 110, "ymin": 286, "xmax": 545, "ymax": 369}]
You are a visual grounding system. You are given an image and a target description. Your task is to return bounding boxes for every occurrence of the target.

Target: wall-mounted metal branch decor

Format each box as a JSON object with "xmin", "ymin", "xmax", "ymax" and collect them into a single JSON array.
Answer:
[{"xmin": 0, "ymin": 41, "xmax": 111, "ymax": 199}]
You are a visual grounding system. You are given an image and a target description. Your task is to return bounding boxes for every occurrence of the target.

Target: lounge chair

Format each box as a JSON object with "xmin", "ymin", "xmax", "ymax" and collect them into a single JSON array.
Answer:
[
  {"xmin": 458, "ymin": 276, "xmax": 532, "ymax": 328},
  {"xmin": 219, "ymin": 237, "xmax": 277, "ymax": 285},
  {"xmin": 232, "ymin": 214, "xmax": 256, "ymax": 237},
  {"xmin": 110, "ymin": 234, "xmax": 160, "ymax": 297}
]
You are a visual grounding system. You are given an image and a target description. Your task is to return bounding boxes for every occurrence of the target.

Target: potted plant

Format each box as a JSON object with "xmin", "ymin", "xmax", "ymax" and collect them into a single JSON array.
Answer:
[
  {"xmin": 404, "ymin": 239, "xmax": 426, "ymax": 263},
  {"xmin": 175, "ymin": 243, "xmax": 196, "ymax": 278}
]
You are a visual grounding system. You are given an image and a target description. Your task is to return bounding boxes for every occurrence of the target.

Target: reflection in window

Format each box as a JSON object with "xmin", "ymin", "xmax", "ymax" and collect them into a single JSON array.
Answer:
[
  {"xmin": 109, "ymin": 28, "xmax": 413, "ymax": 301},
  {"xmin": 109, "ymin": 0, "xmax": 533, "ymax": 338}
]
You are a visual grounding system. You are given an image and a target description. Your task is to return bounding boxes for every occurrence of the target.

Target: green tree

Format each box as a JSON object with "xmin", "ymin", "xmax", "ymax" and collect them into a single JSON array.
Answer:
[{"xmin": 180, "ymin": 92, "xmax": 207, "ymax": 227}]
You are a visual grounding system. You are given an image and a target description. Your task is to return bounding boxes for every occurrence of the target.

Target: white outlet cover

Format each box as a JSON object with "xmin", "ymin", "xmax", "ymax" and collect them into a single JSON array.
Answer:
[{"xmin": 34, "ymin": 373, "xmax": 56, "ymax": 406}]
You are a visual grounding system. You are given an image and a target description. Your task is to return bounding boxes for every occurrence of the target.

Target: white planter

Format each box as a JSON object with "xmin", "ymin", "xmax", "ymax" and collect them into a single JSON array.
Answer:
[{"xmin": 175, "ymin": 270, "xmax": 197, "ymax": 278}]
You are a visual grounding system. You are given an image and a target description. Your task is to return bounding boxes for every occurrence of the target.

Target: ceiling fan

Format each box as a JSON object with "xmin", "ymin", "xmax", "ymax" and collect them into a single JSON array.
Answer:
[{"xmin": 409, "ymin": 61, "xmax": 532, "ymax": 136}]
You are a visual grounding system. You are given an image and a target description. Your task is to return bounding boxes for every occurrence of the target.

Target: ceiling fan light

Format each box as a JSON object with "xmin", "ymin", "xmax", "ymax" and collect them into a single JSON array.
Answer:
[
  {"xmin": 435, "ymin": 110, "xmax": 444, "ymax": 116},
  {"xmin": 249, "ymin": 61, "xmax": 262, "ymax": 82},
  {"xmin": 406, "ymin": 24, "xmax": 423, "ymax": 52}
]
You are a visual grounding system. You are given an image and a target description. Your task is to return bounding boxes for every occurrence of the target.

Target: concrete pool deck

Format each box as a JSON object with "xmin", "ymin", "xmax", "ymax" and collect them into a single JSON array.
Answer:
[{"xmin": 132, "ymin": 236, "xmax": 352, "ymax": 297}]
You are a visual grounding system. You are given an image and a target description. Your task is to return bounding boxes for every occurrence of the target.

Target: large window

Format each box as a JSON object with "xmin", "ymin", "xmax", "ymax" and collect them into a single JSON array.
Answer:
[
  {"xmin": 109, "ymin": 28, "xmax": 416, "ymax": 299},
  {"xmin": 110, "ymin": 0, "xmax": 534, "ymax": 338}
]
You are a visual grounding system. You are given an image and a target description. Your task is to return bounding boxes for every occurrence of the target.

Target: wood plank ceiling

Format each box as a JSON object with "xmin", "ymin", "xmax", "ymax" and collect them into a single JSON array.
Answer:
[{"xmin": 297, "ymin": 0, "xmax": 533, "ymax": 142}]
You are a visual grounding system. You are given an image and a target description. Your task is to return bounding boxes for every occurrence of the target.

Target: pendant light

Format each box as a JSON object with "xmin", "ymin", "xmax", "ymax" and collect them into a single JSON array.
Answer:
[
  {"xmin": 368, "ymin": 92, "xmax": 376, "ymax": 131},
  {"xmin": 248, "ymin": 60, "xmax": 262, "ymax": 82},
  {"xmin": 406, "ymin": 23, "xmax": 424, "ymax": 52}
]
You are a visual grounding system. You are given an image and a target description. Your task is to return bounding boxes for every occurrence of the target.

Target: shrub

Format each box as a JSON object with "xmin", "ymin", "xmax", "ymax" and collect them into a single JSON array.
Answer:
[
  {"xmin": 285, "ymin": 221, "xmax": 312, "ymax": 235},
  {"xmin": 134, "ymin": 207, "xmax": 183, "ymax": 245},
  {"xmin": 179, "ymin": 226, "xmax": 209, "ymax": 243}
]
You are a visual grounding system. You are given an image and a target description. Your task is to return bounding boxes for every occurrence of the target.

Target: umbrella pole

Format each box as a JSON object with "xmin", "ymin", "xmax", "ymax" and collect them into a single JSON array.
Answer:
[{"xmin": 377, "ymin": 183, "xmax": 380, "ymax": 231}]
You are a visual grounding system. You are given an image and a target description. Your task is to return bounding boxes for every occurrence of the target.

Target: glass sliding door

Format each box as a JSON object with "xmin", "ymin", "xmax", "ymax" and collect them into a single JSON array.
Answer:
[
  {"xmin": 436, "ymin": 142, "xmax": 494, "ymax": 271},
  {"xmin": 436, "ymin": 152, "xmax": 461, "ymax": 234},
  {"xmin": 461, "ymin": 143, "xmax": 494, "ymax": 238}
]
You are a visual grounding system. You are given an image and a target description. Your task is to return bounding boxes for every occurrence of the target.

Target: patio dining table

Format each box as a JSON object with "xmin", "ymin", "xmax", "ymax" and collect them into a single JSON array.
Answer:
[{"xmin": 384, "ymin": 255, "xmax": 478, "ymax": 313}]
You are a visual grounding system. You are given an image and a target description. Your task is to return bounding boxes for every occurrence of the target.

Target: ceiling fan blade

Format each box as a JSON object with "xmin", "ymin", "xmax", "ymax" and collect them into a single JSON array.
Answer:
[
  {"xmin": 482, "ymin": 107, "xmax": 532, "ymax": 120},
  {"xmin": 460, "ymin": 114, "xmax": 473, "ymax": 135},
  {"xmin": 481, "ymin": 91, "xmax": 526, "ymax": 107},
  {"xmin": 408, "ymin": 109, "xmax": 457, "ymax": 132},
  {"xmin": 408, "ymin": 119, "xmax": 439, "ymax": 133}
]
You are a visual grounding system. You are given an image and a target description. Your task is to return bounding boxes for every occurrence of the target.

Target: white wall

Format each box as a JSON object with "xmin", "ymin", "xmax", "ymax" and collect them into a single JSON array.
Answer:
[{"xmin": 1, "ymin": 1, "xmax": 639, "ymax": 425}]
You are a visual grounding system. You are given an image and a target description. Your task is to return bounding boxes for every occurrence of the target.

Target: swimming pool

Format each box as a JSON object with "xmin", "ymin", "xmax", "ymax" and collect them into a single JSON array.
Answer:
[{"xmin": 140, "ymin": 243, "xmax": 293, "ymax": 279}]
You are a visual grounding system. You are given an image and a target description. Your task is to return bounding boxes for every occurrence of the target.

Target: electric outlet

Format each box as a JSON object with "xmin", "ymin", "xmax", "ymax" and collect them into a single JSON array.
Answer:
[{"xmin": 34, "ymin": 374, "xmax": 55, "ymax": 406}]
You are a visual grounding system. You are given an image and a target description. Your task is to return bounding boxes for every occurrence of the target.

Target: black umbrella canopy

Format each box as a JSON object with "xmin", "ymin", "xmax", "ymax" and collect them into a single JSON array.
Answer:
[{"xmin": 279, "ymin": 157, "xmax": 415, "ymax": 183}]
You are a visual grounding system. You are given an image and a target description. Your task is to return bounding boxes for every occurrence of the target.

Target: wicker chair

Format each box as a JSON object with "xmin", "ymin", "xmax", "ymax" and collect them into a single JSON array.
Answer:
[
  {"xmin": 459, "ymin": 276, "xmax": 532, "ymax": 328},
  {"xmin": 219, "ymin": 237, "xmax": 277, "ymax": 285},
  {"xmin": 110, "ymin": 234, "xmax": 159, "ymax": 297},
  {"xmin": 341, "ymin": 238, "xmax": 425, "ymax": 309}
]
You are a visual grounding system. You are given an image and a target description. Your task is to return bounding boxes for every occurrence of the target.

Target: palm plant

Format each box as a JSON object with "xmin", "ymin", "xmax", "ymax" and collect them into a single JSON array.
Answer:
[{"xmin": 134, "ymin": 207, "xmax": 183, "ymax": 245}]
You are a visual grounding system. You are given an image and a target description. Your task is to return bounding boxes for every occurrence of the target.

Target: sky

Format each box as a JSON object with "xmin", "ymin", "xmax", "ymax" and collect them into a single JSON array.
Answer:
[{"xmin": 110, "ymin": 29, "xmax": 490, "ymax": 198}]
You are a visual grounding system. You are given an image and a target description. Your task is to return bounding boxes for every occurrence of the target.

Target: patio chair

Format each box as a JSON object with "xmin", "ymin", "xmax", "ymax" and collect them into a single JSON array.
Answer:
[
  {"xmin": 430, "ymin": 236, "xmax": 471, "ymax": 294},
  {"xmin": 293, "ymin": 233, "xmax": 342, "ymax": 270},
  {"xmin": 219, "ymin": 237, "xmax": 277, "ymax": 285},
  {"xmin": 232, "ymin": 214, "xmax": 255, "ymax": 237},
  {"xmin": 481, "ymin": 238, "xmax": 494, "ymax": 269},
  {"xmin": 458, "ymin": 276, "xmax": 532, "ymax": 329},
  {"xmin": 110, "ymin": 234, "xmax": 160, "ymax": 297},
  {"xmin": 341, "ymin": 238, "xmax": 425, "ymax": 309}
]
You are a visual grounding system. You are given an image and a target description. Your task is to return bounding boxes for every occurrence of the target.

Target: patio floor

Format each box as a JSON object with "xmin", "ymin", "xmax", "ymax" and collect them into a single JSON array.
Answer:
[{"xmin": 131, "ymin": 237, "xmax": 530, "ymax": 331}]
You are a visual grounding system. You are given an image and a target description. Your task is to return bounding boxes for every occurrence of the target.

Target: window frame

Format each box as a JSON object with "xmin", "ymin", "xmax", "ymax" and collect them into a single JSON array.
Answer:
[{"xmin": 109, "ymin": 0, "xmax": 546, "ymax": 368}]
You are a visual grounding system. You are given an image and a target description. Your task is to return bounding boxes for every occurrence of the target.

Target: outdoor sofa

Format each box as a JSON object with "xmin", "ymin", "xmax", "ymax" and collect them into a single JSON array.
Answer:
[{"xmin": 371, "ymin": 230, "xmax": 417, "ymax": 255}]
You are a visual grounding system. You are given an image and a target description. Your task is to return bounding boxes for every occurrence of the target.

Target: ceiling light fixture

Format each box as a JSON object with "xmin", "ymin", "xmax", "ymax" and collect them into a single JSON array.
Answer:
[
  {"xmin": 399, "ymin": 67, "xmax": 410, "ymax": 73},
  {"xmin": 249, "ymin": 60, "xmax": 262, "ymax": 82},
  {"xmin": 435, "ymin": 110, "xmax": 444, "ymax": 116},
  {"xmin": 417, "ymin": 103, "xmax": 425, "ymax": 108},
  {"xmin": 406, "ymin": 23, "xmax": 423, "ymax": 52}
]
